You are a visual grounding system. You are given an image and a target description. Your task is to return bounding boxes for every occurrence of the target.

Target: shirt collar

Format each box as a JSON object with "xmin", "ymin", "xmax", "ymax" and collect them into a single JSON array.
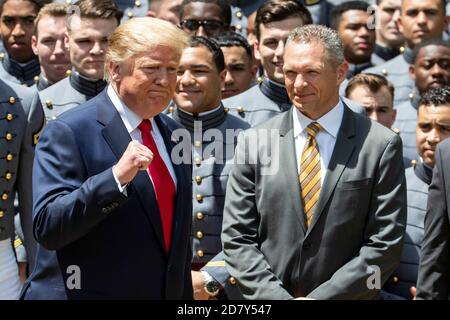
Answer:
[
  {"xmin": 107, "ymin": 84, "xmax": 153, "ymax": 134},
  {"xmin": 293, "ymin": 99, "xmax": 344, "ymax": 139}
]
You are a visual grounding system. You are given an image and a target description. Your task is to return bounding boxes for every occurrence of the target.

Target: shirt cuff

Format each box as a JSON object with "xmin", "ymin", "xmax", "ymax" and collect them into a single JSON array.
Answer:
[{"xmin": 112, "ymin": 166, "xmax": 128, "ymax": 196}]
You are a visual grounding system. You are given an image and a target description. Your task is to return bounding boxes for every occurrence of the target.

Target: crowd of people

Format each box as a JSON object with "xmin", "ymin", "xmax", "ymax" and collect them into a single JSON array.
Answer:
[{"xmin": 0, "ymin": 0, "xmax": 450, "ymax": 300}]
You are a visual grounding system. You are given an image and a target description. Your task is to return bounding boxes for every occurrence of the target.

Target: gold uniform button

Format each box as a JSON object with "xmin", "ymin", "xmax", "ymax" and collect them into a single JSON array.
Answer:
[
  {"xmin": 127, "ymin": 11, "xmax": 133, "ymax": 18},
  {"xmin": 135, "ymin": 0, "xmax": 141, "ymax": 7},
  {"xmin": 235, "ymin": 24, "xmax": 242, "ymax": 31},
  {"xmin": 237, "ymin": 106, "xmax": 244, "ymax": 113},
  {"xmin": 2, "ymin": 193, "xmax": 8, "ymax": 200},
  {"xmin": 392, "ymin": 276, "xmax": 399, "ymax": 283},
  {"xmin": 399, "ymin": 46, "xmax": 405, "ymax": 53},
  {"xmin": 411, "ymin": 159, "xmax": 417, "ymax": 168},
  {"xmin": 228, "ymin": 277, "xmax": 237, "ymax": 285},
  {"xmin": 6, "ymin": 133, "xmax": 13, "ymax": 141},
  {"xmin": 0, "ymin": 52, "xmax": 4, "ymax": 60},
  {"xmin": 196, "ymin": 194, "xmax": 203, "ymax": 202},
  {"xmin": 46, "ymin": 100, "xmax": 53, "ymax": 109},
  {"xmin": 382, "ymin": 69, "xmax": 388, "ymax": 76},
  {"xmin": 65, "ymin": 69, "xmax": 72, "ymax": 77},
  {"xmin": 194, "ymin": 157, "xmax": 202, "ymax": 166},
  {"xmin": 0, "ymin": 210, "xmax": 4, "ymax": 218},
  {"xmin": 34, "ymin": 76, "xmax": 39, "ymax": 84},
  {"xmin": 66, "ymin": 0, "xmax": 72, "ymax": 4},
  {"xmin": 5, "ymin": 172, "xmax": 12, "ymax": 181},
  {"xmin": 5, "ymin": 113, "xmax": 13, "ymax": 121},
  {"xmin": 194, "ymin": 140, "xmax": 202, "ymax": 148},
  {"xmin": 393, "ymin": 128, "xmax": 400, "ymax": 134},
  {"xmin": 195, "ymin": 175, "xmax": 202, "ymax": 184},
  {"xmin": 409, "ymin": 93, "xmax": 414, "ymax": 100},
  {"xmin": 257, "ymin": 76, "xmax": 264, "ymax": 83},
  {"xmin": 6, "ymin": 154, "xmax": 14, "ymax": 161},
  {"xmin": 196, "ymin": 231, "xmax": 203, "ymax": 239},
  {"xmin": 9, "ymin": 97, "xmax": 15, "ymax": 105},
  {"xmin": 197, "ymin": 250, "xmax": 204, "ymax": 257},
  {"xmin": 223, "ymin": 107, "xmax": 229, "ymax": 113},
  {"xmin": 169, "ymin": 106, "xmax": 175, "ymax": 113},
  {"xmin": 196, "ymin": 212, "xmax": 204, "ymax": 220},
  {"xmin": 236, "ymin": 11, "xmax": 243, "ymax": 19}
]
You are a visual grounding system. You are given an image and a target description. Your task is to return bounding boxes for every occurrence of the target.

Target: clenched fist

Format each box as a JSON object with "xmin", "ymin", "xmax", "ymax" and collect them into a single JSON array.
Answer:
[{"xmin": 113, "ymin": 140, "xmax": 153, "ymax": 185}]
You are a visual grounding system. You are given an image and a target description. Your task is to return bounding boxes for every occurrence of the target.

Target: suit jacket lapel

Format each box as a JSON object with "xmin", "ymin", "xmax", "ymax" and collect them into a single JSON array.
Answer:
[
  {"xmin": 279, "ymin": 108, "xmax": 307, "ymax": 234},
  {"xmin": 98, "ymin": 91, "xmax": 166, "ymax": 252},
  {"xmin": 306, "ymin": 105, "xmax": 356, "ymax": 235}
]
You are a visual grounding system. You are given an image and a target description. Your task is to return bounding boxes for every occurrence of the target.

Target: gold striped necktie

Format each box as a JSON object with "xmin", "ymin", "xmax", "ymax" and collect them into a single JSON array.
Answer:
[{"xmin": 299, "ymin": 122, "xmax": 322, "ymax": 227}]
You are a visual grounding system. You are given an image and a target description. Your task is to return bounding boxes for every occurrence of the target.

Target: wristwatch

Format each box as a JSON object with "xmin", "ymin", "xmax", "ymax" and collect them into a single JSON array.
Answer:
[{"xmin": 202, "ymin": 271, "xmax": 221, "ymax": 297}]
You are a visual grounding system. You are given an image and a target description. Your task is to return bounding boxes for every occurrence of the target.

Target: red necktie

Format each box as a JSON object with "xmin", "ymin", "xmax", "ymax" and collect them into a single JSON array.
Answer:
[{"xmin": 138, "ymin": 119, "xmax": 175, "ymax": 252}]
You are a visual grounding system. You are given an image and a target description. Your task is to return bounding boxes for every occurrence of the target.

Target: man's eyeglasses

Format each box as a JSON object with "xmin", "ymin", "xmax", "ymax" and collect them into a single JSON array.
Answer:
[{"xmin": 180, "ymin": 19, "xmax": 228, "ymax": 34}]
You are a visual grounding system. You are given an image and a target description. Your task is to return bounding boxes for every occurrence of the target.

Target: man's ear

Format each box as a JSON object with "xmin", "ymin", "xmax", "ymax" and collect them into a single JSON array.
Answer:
[
  {"xmin": 409, "ymin": 64, "xmax": 416, "ymax": 81},
  {"xmin": 64, "ymin": 31, "xmax": 70, "ymax": 51},
  {"xmin": 337, "ymin": 61, "xmax": 349, "ymax": 85},
  {"xmin": 109, "ymin": 61, "xmax": 122, "ymax": 82},
  {"xmin": 254, "ymin": 40, "xmax": 261, "ymax": 61},
  {"xmin": 31, "ymin": 35, "xmax": 38, "ymax": 55}
]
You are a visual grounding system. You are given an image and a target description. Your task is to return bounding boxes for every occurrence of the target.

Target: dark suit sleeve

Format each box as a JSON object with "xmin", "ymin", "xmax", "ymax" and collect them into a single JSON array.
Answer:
[
  {"xmin": 32, "ymin": 120, "xmax": 128, "ymax": 251},
  {"xmin": 307, "ymin": 134, "xmax": 407, "ymax": 299},
  {"xmin": 416, "ymin": 145, "xmax": 450, "ymax": 300},
  {"xmin": 222, "ymin": 132, "xmax": 293, "ymax": 300}
]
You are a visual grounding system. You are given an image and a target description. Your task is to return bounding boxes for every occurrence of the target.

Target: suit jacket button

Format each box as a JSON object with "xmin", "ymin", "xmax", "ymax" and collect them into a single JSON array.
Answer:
[
  {"xmin": 102, "ymin": 208, "xmax": 108, "ymax": 214},
  {"xmin": 196, "ymin": 212, "xmax": 204, "ymax": 220},
  {"xmin": 197, "ymin": 250, "xmax": 204, "ymax": 257},
  {"xmin": 303, "ymin": 242, "xmax": 311, "ymax": 250},
  {"xmin": 228, "ymin": 277, "xmax": 237, "ymax": 285}
]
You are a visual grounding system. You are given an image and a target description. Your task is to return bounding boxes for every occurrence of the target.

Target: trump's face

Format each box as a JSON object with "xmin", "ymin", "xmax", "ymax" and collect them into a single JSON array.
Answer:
[{"xmin": 110, "ymin": 46, "xmax": 180, "ymax": 119}]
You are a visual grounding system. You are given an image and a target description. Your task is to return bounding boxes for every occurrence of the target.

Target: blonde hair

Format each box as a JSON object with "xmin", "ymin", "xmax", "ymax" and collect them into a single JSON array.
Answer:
[
  {"xmin": 104, "ymin": 17, "xmax": 189, "ymax": 81},
  {"xmin": 34, "ymin": 3, "xmax": 69, "ymax": 37}
]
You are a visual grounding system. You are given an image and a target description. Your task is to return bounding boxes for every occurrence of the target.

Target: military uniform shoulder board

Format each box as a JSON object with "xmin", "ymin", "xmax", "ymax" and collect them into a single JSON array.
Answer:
[
  {"xmin": 304, "ymin": 0, "xmax": 321, "ymax": 5},
  {"xmin": 33, "ymin": 116, "xmax": 46, "ymax": 146}
]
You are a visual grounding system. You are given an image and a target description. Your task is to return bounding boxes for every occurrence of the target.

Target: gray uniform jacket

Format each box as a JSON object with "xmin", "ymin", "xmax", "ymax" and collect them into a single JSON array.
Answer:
[
  {"xmin": 170, "ymin": 104, "xmax": 250, "ymax": 299},
  {"xmin": 393, "ymin": 93, "xmax": 420, "ymax": 165},
  {"xmin": 222, "ymin": 105, "xmax": 406, "ymax": 299},
  {"xmin": 0, "ymin": 79, "xmax": 45, "ymax": 269},
  {"xmin": 39, "ymin": 71, "xmax": 107, "ymax": 121},
  {"xmin": 371, "ymin": 44, "xmax": 401, "ymax": 66},
  {"xmin": 0, "ymin": 52, "xmax": 40, "ymax": 87},
  {"xmin": 364, "ymin": 50, "xmax": 415, "ymax": 105},
  {"xmin": 383, "ymin": 163, "xmax": 432, "ymax": 299}
]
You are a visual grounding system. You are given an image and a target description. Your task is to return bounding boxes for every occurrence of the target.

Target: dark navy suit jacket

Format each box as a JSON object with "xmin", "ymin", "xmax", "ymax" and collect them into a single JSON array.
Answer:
[{"xmin": 21, "ymin": 89, "xmax": 193, "ymax": 299}]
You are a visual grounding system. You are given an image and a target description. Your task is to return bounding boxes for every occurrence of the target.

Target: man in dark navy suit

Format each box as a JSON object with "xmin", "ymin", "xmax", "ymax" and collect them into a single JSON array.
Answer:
[{"xmin": 21, "ymin": 17, "xmax": 193, "ymax": 300}]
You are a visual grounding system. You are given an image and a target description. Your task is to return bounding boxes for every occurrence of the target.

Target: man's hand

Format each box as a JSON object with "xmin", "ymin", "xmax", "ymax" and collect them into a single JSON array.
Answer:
[
  {"xmin": 113, "ymin": 141, "xmax": 153, "ymax": 185},
  {"xmin": 410, "ymin": 286, "xmax": 417, "ymax": 300},
  {"xmin": 192, "ymin": 271, "xmax": 211, "ymax": 300}
]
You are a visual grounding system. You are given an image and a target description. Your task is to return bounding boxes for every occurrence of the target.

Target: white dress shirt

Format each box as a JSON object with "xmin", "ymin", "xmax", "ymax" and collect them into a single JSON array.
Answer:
[
  {"xmin": 293, "ymin": 100, "xmax": 344, "ymax": 185},
  {"xmin": 107, "ymin": 85, "xmax": 177, "ymax": 190}
]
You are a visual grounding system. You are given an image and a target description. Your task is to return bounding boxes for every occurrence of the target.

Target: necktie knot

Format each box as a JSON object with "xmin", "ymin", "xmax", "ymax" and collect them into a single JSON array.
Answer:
[
  {"xmin": 139, "ymin": 119, "xmax": 152, "ymax": 133},
  {"xmin": 306, "ymin": 122, "xmax": 321, "ymax": 138}
]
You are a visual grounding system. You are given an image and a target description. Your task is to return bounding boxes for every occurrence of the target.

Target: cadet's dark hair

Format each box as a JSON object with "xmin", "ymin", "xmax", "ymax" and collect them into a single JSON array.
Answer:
[
  {"xmin": 211, "ymin": 31, "xmax": 252, "ymax": 63},
  {"xmin": 0, "ymin": 0, "xmax": 51, "ymax": 15},
  {"xmin": 412, "ymin": 38, "xmax": 450, "ymax": 63},
  {"xmin": 67, "ymin": 0, "xmax": 123, "ymax": 31},
  {"xmin": 189, "ymin": 36, "xmax": 225, "ymax": 72},
  {"xmin": 345, "ymin": 73, "xmax": 395, "ymax": 101},
  {"xmin": 255, "ymin": 0, "xmax": 312, "ymax": 41},
  {"xmin": 179, "ymin": 0, "xmax": 231, "ymax": 25},
  {"xmin": 329, "ymin": 0, "xmax": 371, "ymax": 30},
  {"xmin": 419, "ymin": 86, "xmax": 450, "ymax": 108}
]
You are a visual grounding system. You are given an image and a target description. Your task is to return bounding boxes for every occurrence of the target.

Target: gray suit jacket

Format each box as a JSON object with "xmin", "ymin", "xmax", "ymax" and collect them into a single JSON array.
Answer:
[
  {"xmin": 222, "ymin": 105, "xmax": 407, "ymax": 299},
  {"xmin": 416, "ymin": 138, "xmax": 450, "ymax": 300}
]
